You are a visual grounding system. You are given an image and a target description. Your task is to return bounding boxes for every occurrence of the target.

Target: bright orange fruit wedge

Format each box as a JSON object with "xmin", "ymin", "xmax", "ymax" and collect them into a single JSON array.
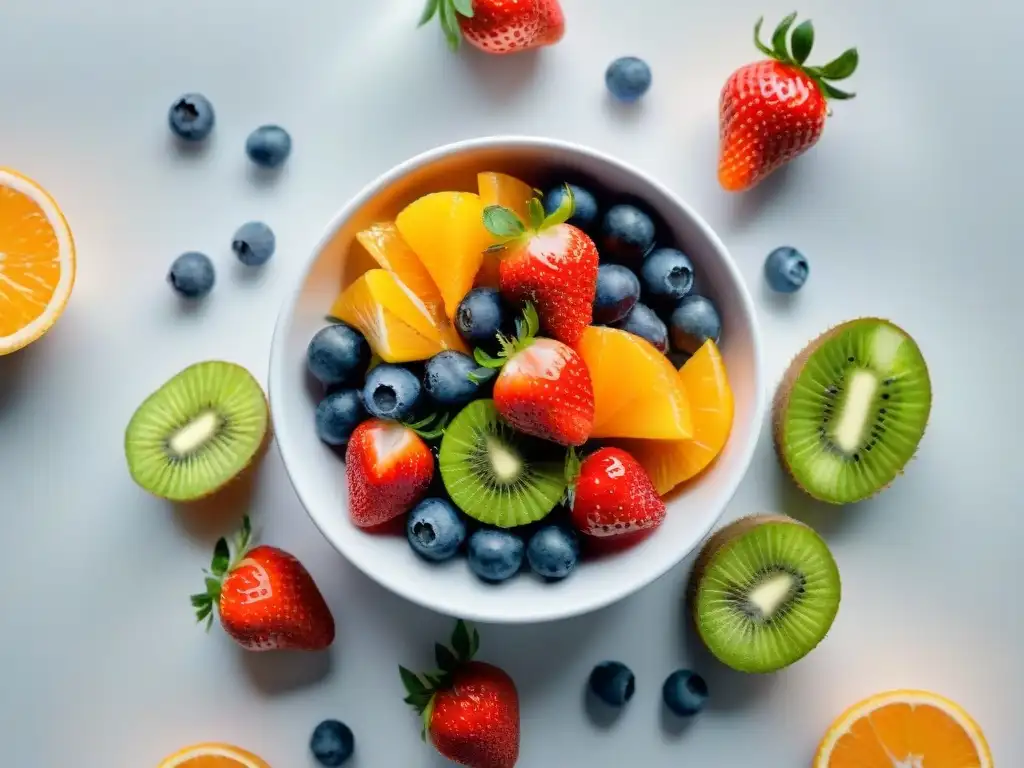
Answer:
[
  {"xmin": 157, "ymin": 742, "xmax": 271, "ymax": 768},
  {"xmin": 355, "ymin": 222, "xmax": 466, "ymax": 352},
  {"xmin": 476, "ymin": 172, "xmax": 536, "ymax": 288},
  {"xmin": 575, "ymin": 326, "xmax": 692, "ymax": 440},
  {"xmin": 621, "ymin": 340, "xmax": 734, "ymax": 494},
  {"xmin": 395, "ymin": 191, "xmax": 493, "ymax": 319},
  {"xmin": 0, "ymin": 168, "xmax": 75, "ymax": 355},
  {"xmin": 331, "ymin": 269, "xmax": 460, "ymax": 363},
  {"xmin": 814, "ymin": 690, "xmax": 992, "ymax": 768}
]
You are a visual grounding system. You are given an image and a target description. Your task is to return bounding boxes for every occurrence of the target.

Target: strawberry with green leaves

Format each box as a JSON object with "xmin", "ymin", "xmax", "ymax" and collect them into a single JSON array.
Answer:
[
  {"xmin": 471, "ymin": 303, "xmax": 594, "ymax": 446},
  {"xmin": 718, "ymin": 13, "xmax": 859, "ymax": 192},
  {"xmin": 191, "ymin": 517, "xmax": 335, "ymax": 652},
  {"xmin": 401, "ymin": 620, "xmax": 520, "ymax": 768},
  {"xmin": 419, "ymin": 0, "xmax": 564, "ymax": 55},
  {"xmin": 484, "ymin": 186, "xmax": 599, "ymax": 346}
]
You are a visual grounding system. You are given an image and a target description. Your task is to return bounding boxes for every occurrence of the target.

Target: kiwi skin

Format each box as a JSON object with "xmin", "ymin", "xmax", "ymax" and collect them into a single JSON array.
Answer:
[
  {"xmin": 689, "ymin": 514, "xmax": 840, "ymax": 673},
  {"xmin": 772, "ymin": 318, "xmax": 931, "ymax": 504}
]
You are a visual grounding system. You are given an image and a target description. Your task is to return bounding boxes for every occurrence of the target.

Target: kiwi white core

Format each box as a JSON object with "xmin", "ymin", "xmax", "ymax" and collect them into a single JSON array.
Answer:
[
  {"xmin": 169, "ymin": 410, "xmax": 222, "ymax": 457},
  {"xmin": 747, "ymin": 570, "xmax": 800, "ymax": 619},
  {"xmin": 487, "ymin": 436, "xmax": 523, "ymax": 483},
  {"xmin": 831, "ymin": 370, "xmax": 877, "ymax": 453}
]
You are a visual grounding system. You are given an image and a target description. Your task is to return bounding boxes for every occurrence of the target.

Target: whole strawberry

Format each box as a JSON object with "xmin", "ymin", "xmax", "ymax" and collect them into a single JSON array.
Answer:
[
  {"xmin": 191, "ymin": 517, "xmax": 335, "ymax": 651},
  {"xmin": 484, "ymin": 186, "xmax": 598, "ymax": 345},
  {"xmin": 569, "ymin": 447, "xmax": 666, "ymax": 539},
  {"xmin": 401, "ymin": 620, "xmax": 520, "ymax": 768},
  {"xmin": 346, "ymin": 418, "xmax": 437, "ymax": 528},
  {"xmin": 718, "ymin": 13, "xmax": 859, "ymax": 192},
  {"xmin": 420, "ymin": 0, "xmax": 564, "ymax": 55},
  {"xmin": 472, "ymin": 303, "xmax": 594, "ymax": 446}
]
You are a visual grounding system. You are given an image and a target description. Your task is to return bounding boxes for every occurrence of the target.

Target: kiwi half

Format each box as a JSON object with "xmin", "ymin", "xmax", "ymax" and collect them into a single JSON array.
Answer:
[
  {"xmin": 125, "ymin": 361, "xmax": 269, "ymax": 502},
  {"xmin": 691, "ymin": 515, "xmax": 841, "ymax": 674},
  {"xmin": 439, "ymin": 399, "xmax": 567, "ymax": 528},
  {"xmin": 773, "ymin": 318, "xmax": 932, "ymax": 504}
]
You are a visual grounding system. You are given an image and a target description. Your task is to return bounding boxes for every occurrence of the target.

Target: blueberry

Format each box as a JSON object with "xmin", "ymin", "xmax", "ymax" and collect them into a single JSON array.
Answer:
[
  {"xmin": 231, "ymin": 221, "xmax": 275, "ymax": 266},
  {"xmin": 455, "ymin": 287, "xmax": 507, "ymax": 345},
  {"xmin": 168, "ymin": 94, "xmax": 215, "ymax": 142},
  {"xmin": 605, "ymin": 57, "xmax": 653, "ymax": 102},
  {"xmin": 592, "ymin": 264, "xmax": 641, "ymax": 325},
  {"xmin": 310, "ymin": 719, "xmax": 355, "ymax": 766},
  {"xmin": 307, "ymin": 324, "xmax": 370, "ymax": 387},
  {"xmin": 641, "ymin": 248, "xmax": 694, "ymax": 305},
  {"xmin": 601, "ymin": 204, "xmax": 656, "ymax": 266},
  {"xmin": 168, "ymin": 252, "xmax": 215, "ymax": 298},
  {"xmin": 407, "ymin": 498, "xmax": 467, "ymax": 562},
  {"xmin": 614, "ymin": 302, "xmax": 669, "ymax": 353},
  {"xmin": 246, "ymin": 125, "xmax": 292, "ymax": 168},
  {"xmin": 424, "ymin": 351, "xmax": 483, "ymax": 407},
  {"xmin": 362, "ymin": 364, "xmax": 421, "ymax": 422},
  {"xmin": 669, "ymin": 295, "xmax": 722, "ymax": 354},
  {"xmin": 589, "ymin": 661, "xmax": 635, "ymax": 707},
  {"xmin": 526, "ymin": 525, "xmax": 579, "ymax": 580},
  {"xmin": 543, "ymin": 183, "xmax": 600, "ymax": 232},
  {"xmin": 764, "ymin": 246, "xmax": 809, "ymax": 293},
  {"xmin": 467, "ymin": 529, "xmax": 524, "ymax": 583},
  {"xmin": 662, "ymin": 670, "xmax": 709, "ymax": 717},
  {"xmin": 315, "ymin": 390, "xmax": 367, "ymax": 446}
]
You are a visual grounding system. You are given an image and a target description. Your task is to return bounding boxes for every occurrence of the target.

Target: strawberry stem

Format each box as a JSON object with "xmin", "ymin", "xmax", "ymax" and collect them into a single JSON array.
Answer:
[
  {"xmin": 190, "ymin": 515, "xmax": 254, "ymax": 630},
  {"xmin": 752, "ymin": 13, "xmax": 859, "ymax": 100}
]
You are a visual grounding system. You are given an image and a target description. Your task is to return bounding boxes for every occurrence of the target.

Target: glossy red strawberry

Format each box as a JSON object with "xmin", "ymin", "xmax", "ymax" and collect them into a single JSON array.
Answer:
[
  {"xmin": 718, "ymin": 13, "xmax": 858, "ymax": 192},
  {"xmin": 484, "ymin": 186, "xmax": 598, "ymax": 345},
  {"xmin": 345, "ymin": 418, "xmax": 435, "ymax": 528},
  {"xmin": 420, "ymin": 0, "xmax": 564, "ymax": 55},
  {"xmin": 473, "ymin": 303, "xmax": 594, "ymax": 446},
  {"xmin": 569, "ymin": 447, "xmax": 666, "ymax": 539},
  {"xmin": 191, "ymin": 517, "xmax": 335, "ymax": 651},
  {"xmin": 402, "ymin": 620, "xmax": 520, "ymax": 768}
]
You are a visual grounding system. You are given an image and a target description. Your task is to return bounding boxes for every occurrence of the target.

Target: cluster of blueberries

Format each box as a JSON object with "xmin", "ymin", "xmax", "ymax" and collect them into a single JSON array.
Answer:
[
  {"xmin": 589, "ymin": 662, "xmax": 709, "ymax": 718},
  {"xmin": 165, "ymin": 93, "xmax": 290, "ymax": 299}
]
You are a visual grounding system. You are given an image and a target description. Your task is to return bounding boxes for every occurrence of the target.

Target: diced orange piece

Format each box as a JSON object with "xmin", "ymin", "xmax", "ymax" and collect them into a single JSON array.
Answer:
[
  {"xmin": 477, "ymin": 172, "xmax": 535, "ymax": 289},
  {"xmin": 330, "ymin": 269, "xmax": 449, "ymax": 363},
  {"xmin": 621, "ymin": 340, "xmax": 734, "ymax": 494},
  {"xmin": 575, "ymin": 326, "xmax": 692, "ymax": 440},
  {"xmin": 395, "ymin": 192, "xmax": 493, "ymax": 319}
]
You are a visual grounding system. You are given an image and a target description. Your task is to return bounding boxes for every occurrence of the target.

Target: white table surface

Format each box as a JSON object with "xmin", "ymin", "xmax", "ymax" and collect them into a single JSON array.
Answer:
[{"xmin": 2, "ymin": 0, "xmax": 1021, "ymax": 765}]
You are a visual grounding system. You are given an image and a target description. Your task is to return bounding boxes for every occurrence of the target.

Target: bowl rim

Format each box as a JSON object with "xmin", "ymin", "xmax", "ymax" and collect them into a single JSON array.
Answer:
[{"xmin": 269, "ymin": 134, "xmax": 766, "ymax": 624}]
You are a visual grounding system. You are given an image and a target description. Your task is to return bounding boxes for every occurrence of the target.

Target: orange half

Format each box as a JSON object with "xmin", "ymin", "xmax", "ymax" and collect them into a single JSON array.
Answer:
[
  {"xmin": 157, "ymin": 742, "xmax": 271, "ymax": 768},
  {"xmin": 0, "ymin": 168, "xmax": 75, "ymax": 355},
  {"xmin": 814, "ymin": 690, "xmax": 993, "ymax": 768},
  {"xmin": 621, "ymin": 340, "xmax": 734, "ymax": 494}
]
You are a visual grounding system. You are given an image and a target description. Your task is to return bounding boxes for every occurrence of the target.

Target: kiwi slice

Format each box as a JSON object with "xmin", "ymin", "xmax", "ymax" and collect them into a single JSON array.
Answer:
[
  {"xmin": 439, "ymin": 400, "xmax": 568, "ymax": 528},
  {"xmin": 773, "ymin": 318, "xmax": 932, "ymax": 504},
  {"xmin": 690, "ymin": 515, "xmax": 841, "ymax": 674},
  {"xmin": 125, "ymin": 361, "xmax": 269, "ymax": 502}
]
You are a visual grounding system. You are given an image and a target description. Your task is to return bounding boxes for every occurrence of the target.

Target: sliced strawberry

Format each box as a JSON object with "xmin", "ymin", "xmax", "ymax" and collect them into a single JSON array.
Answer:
[
  {"xmin": 569, "ymin": 447, "xmax": 666, "ymax": 538},
  {"xmin": 346, "ymin": 419, "xmax": 434, "ymax": 528}
]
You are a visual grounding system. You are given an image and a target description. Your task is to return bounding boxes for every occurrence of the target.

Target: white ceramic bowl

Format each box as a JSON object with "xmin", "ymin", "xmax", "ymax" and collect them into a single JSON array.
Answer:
[{"xmin": 270, "ymin": 136, "xmax": 764, "ymax": 624}]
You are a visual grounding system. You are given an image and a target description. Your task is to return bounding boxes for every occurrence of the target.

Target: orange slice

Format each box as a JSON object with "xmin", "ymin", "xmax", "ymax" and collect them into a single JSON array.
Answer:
[
  {"xmin": 575, "ymin": 326, "xmax": 692, "ymax": 440},
  {"xmin": 814, "ymin": 690, "xmax": 992, "ymax": 768},
  {"xmin": 477, "ymin": 172, "xmax": 535, "ymax": 289},
  {"xmin": 0, "ymin": 168, "xmax": 75, "ymax": 355},
  {"xmin": 355, "ymin": 222, "xmax": 466, "ymax": 352},
  {"xmin": 621, "ymin": 340, "xmax": 734, "ymax": 494},
  {"xmin": 157, "ymin": 742, "xmax": 271, "ymax": 768},
  {"xmin": 331, "ymin": 269, "xmax": 451, "ymax": 363},
  {"xmin": 396, "ymin": 191, "xmax": 493, "ymax": 319}
]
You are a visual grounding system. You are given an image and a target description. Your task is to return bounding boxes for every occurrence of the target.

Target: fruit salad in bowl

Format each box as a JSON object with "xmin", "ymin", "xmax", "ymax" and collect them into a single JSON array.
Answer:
[{"xmin": 269, "ymin": 137, "xmax": 764, "ymax": 623}]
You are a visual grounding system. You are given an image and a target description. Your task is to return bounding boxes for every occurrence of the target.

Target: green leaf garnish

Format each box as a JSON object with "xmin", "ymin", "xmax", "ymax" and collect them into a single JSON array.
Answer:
[
  {"xmin": 541, "ymin": 184, "xmax": 575, "ymax": 229},
  {"xmin": 452, "ymin": 619, "xmax": 472, "ymax": 660},
  {"xmin": 770, "ymin": 12, "xmax": 798, "ymax": 62},
  {"xmin": 451, "ymin": 0, "xmax": 474, "ymax": 18},
  {"xmin": 418, "ymin": 0, "xmax": 440, "ymax": 27},
  {"xmin": 790, "ymin": 19, "xmax": 814, "ymax": 64},
  {"xmin": 210, "ymin": 538, "xmax": 230, "ymax": 577},
  {"xmin": 483, "ymin": 206, "xmax": 526, "ymax": 239},
  {"xmin": 816, "ymin": 48, "xmax": 859, "ymax": 80}
]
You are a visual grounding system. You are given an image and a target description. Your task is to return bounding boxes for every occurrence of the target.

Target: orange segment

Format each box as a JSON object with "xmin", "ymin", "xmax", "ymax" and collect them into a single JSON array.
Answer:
[
  {"xmin": 331, "ymin": 269, "xmax": 447, "ymax": 363},
  {"xmin": 575, "ymin": 326, "xmax": 692, "ymax": 440},
  {"xmin": 477, "ymin": 173, "xmax": 535, "ymax": 289},
  {"xmin": 355, "ymin": 223, "xmax": 466, "ymax": 352},
  {"xmin": 157, "ymin": 742, "xmax": 271, "ymax": 768},
  {"xmin": 0, "ymin": 168, "xmax": 75, "ymax": 355},
  {"xmin": 621, "ymin": 340, "xmax": 734, "ymax": 494},
  {"xmin": 814, "ymin": 690, "xmax": 992, "ymax": 768},
  {"xmin": 396, "ymin": 191, "xmax": 493, "ymax": 319}
]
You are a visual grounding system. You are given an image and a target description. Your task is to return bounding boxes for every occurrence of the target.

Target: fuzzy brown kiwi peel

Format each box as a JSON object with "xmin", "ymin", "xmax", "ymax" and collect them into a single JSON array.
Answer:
[{"xmin": 773, "ymin": 318, "xmax": 932, "ymax": 505}]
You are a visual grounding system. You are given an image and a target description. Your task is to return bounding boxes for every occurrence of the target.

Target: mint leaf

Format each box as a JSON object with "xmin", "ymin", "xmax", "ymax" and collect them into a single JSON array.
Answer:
[
  {"xmin": 483, "ymin": 206, "xmax": 526, "ymax": 239},
  {"xmin": 451, "ymin": 0, "xmax": 474, "ymax": 17},
  {"xmin": 790, "ymin": 20, "xmax": 814, "ymax": 64},
  {"xmin": 418, "ymin": 0, "xmax": 440, "ymax": 26},
  {"xmin": 452, "ymin": 620, "xmax": 471, "ymax": 660},
  {"xmin": 818, "ymin": 48, "xmax": 859, "ymax": 81},
  {"xmin": 211, "ymin": 538, "xmax": 230, "ymax": 576}
]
